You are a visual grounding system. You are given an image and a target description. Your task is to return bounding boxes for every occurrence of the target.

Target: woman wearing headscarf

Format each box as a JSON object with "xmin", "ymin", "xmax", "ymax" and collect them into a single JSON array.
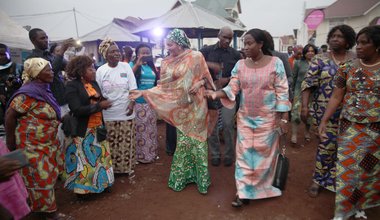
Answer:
[
  {"xmin": 5, "ymin": 58, "xmax": 71, "ymax": 219},
  {"xmin": 129, "ymin": 29, "xmax": 216, "ymax": 194},
  {"xmin": 301, "ymin": 25, "xmax": 356, "ymax": 198},
  {"xmin": 129, "ymin": 43, "xmax": 159, "ymax": 163},
  {"xmin": 96, "ymin": 38, "xmax": 138, "ymax": 175},
  {"xmin": 319, "ymin": 25, "xmax": 380, "ymax": 220},
  {"xmin": 64, "ymin": 55, "xmax": 114, "ymax": 197},
  {"xmin": 205, "ymin": 28, "xmax": 291, "ymax": 207}
]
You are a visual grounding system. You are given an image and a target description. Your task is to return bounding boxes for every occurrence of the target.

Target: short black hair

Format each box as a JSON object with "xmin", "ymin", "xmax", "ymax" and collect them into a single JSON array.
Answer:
[
  {"xmin": 301, "ymin": 44, "xmax": 318, "ymax": 60},
  {"xmin": 356, "ymin": 25, "xmax": 380, "ymax": 55},
  {"xmin": 244, "ymin": 28, "xmax": 272, "ymax": 56},
  {"xmin": 29, "ymin": 28, "xmax": 44, "ymax": 41},
  {"xmin": 65, "ymin": 55, "xmax": 94, "ymax": 79},
  {"xmin": 0, "ymin": 43, "xmax": 8, "ymax": 50},
  {"xmin": 327, "ymin": 25, "xmax": 356, "ymax": 50}
]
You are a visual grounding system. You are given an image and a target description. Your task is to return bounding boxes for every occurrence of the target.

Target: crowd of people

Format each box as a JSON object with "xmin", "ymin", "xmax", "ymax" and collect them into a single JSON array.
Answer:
[{"xmin": 0, "ymin": 23, "xmax": 379, "ymax": 220}]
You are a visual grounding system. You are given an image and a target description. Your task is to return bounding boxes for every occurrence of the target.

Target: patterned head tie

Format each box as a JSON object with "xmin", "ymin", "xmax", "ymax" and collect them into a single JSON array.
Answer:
[
  {"xmin": 99, "ymin": 37, "xmax": 116, "ymax": 59},
  {"xmin": 22, "ymin": 58, "xmax": 50, "ymax": 83},
  {"xmin": 166, "ymin": 28, "xmax": 191, "ymax": 49}
]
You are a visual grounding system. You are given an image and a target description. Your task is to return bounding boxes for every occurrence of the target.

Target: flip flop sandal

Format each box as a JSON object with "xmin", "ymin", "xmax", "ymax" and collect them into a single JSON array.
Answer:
[
  {"xmin": 231, "ymin": 196, "xmax": 249, "ymax": 208},
  {"xmin": 46, "ymin": 212, "xmax": 75, "ymax": 220}
]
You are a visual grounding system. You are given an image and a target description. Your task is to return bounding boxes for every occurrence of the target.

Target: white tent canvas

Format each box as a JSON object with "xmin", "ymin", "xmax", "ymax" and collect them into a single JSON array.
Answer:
[
  {"xmin": 133, "ymin": 1, "xmax": 245, "ymax": 38},
  {"xmin": 80, "ymin": 20, "xmax": 140, "ymax": 42},
  {"xmin": 0, "ymin": 9, "xmax": 33, "ymax": 50}
]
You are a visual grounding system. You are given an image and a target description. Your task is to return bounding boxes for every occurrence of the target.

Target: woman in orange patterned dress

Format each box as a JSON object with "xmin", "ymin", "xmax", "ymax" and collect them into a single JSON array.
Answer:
[
  {"xmin": 319, "ymin": 25, "xmax": 380, "ymax": 220},
  {"xmin": 5, "ymin": 58, "xmax": 71, "ymax": 219}
]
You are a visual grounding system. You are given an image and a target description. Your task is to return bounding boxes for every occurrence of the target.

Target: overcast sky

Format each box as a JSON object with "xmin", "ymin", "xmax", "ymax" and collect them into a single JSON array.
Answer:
[{"xmin": 0, "ymin": 0, "xmax": 335, "ymax": 40}]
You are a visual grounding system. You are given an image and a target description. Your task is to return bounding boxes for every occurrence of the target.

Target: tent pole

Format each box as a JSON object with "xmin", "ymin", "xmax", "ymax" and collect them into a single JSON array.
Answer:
[
  {"xmin": 73, "ymin": 8, "xmax": 79, "ymax": 38},
  {"xmin": 198, "ymin": 32, "xmax": 202, "ymax": 50},
  {"xmin": 161, "ymin": 38, "xmax": 165, "ymax": 56}
]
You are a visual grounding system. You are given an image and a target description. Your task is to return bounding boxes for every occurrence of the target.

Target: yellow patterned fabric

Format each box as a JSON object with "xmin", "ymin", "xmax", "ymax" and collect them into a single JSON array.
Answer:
[{"xmin": 98, "ymin": 38, "xmax": 115, "ymax": 59}]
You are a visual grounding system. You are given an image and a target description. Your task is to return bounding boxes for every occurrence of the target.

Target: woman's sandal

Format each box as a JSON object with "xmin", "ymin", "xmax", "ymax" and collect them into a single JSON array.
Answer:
[
  {"xmin": 46, "ymin": 212, "xmax": 74, "ymax": 220},
  {"xmin": 231, "ymin": 196, "xmax": 250, "ymax": 208},
  {"xmin": 307, "ymin": 184, "xmax": 320, "ymax": 198}
]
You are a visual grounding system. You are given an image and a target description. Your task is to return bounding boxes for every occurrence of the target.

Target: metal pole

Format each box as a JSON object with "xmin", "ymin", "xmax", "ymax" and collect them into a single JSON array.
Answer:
[
  {"xmin": 73, "ymin": 8, "xmax": 79, "ymax": 38},
  {"xmin": 233, "ymin": 32, "xmax": 237, "ymax": 49}
]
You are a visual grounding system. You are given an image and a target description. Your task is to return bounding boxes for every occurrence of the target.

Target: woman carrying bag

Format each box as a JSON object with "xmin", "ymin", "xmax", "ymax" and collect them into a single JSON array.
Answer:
[{"xmin": 63, "ymin": 55, "xmax": 114, "ymax": 197}]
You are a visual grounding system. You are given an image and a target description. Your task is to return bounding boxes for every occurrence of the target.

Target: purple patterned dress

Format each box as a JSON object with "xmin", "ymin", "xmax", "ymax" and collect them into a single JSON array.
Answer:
[{"xmin": 301, "ymin": 52, "xmax": 354, "ymax": 191}]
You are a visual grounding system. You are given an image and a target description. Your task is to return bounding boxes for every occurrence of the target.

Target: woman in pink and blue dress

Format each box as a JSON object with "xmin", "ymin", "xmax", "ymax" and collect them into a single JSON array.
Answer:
[{"xmin": 206, "ymin": 28, "xmax": 291, "ymax": 207}]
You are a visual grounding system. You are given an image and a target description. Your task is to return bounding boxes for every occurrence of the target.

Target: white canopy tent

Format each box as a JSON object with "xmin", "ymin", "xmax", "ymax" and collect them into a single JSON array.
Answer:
[
  {"xmin": 0, "ymin": 9, "xmax": 33, "ymax": 50},
  {"xmin": 132, "ymin": 1, "xmax": 245, "ymax": 49},
  {"xmin": 80, "ymin": 20, "xmax": 140, "ymax": 43}
]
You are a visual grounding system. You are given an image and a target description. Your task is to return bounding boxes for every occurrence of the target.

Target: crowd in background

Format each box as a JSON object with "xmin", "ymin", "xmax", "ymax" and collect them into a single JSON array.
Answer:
[{"xmin": 0, "ymin": 23, "xmax": 379, "ymax": 220}]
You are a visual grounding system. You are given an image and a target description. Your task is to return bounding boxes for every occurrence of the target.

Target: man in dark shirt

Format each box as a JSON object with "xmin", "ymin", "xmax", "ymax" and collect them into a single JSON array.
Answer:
[
  {"xmin": 27, "ymin": 28, "xmax": 72, "ymax": 108},
  {"xmin": 200, "ymin": 26, "xmax": 241, "ymax": 167}
]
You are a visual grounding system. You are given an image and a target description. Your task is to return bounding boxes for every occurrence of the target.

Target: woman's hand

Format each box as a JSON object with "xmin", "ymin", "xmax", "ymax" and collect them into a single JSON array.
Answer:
[
  {"xmin": 318, "ymin": 121, "xmax": 328, "ymax": 142},
  {"xmin": 126, "ymin": 101, "xmax": 135, "ymax": 116},
  {"xmin": 189, "ymin": 80, "xmax": 205, "ymax": 95},
  {"xmin": 0, "ymin": 157, "xmax": 21, "ymax": 182},
  {"xmin": 205, "ymin": 90, "xmax": 217, "ymax": 100},
  {"xmin": 99, "ymin": 100, "xmax": 112, "ymax": 110},
  {"xmin": 129, "ymin": 90, "xmax": 143, "ymax": 100}
]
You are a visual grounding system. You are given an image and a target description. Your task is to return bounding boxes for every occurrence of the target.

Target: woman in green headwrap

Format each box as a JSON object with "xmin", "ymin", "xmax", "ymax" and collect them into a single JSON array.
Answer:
[{"xmin": 130, "ymin": 29, "xmax": 216, "ymax": 194}]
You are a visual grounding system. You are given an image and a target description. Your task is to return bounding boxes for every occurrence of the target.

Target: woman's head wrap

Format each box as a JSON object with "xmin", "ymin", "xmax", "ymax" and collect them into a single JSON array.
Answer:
[
  {"xmin": 99, "ymin": 37, "xmax": 116, "ymax": 59},
  {"xmin": 166, "ymin": 29, "xmax": 191, "ymax": 49},
  {"xmin": 22, "ymin": 58, "xmax": 50, "ymax": 83}
]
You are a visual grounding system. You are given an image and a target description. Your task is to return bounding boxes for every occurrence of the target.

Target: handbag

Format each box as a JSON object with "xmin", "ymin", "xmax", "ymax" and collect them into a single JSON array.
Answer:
[
  {"xmin": 96, "ymin": 125, "xmax": 107, "ymax": 142},
  {"xmin": 61, "ymin": 113, "xmax": 77, "ymax": 137},
  {"xmin": 96, "ymin": 113, "xmax": 107, "ymax": 142},
  {"xmin": 272, "ymin": 130, "xmax": 289, "ymax": 191}
]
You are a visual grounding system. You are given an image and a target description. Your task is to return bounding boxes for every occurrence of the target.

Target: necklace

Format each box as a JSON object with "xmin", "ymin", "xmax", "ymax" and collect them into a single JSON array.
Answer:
[
  {"xmin": 331, "ymin": 51, "xmax": 347, "ymax": 65},
  {"xmin": 359, "ymin": 59, "xmax": 380, "ymax": 68},
  {"xmin": 250, "ymin": 54, "xmax": 264, "ymax": 65}
]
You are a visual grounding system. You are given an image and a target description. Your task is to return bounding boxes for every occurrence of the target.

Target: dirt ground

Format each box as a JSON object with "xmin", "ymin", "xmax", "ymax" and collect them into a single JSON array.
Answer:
[{"xmin": 27, "ymin": 121, "xmax": 379, "ymax": 220}]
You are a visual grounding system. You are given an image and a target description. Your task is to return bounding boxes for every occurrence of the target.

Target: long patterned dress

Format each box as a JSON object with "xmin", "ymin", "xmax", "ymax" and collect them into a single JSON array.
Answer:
[
  {"xmin": 10, "ymin": 95, "xmax": 60, "ymax": 213},
  {"xmin": 142, "ymin": 50, "xmax": 215, "ymax": 194},
  {"xmin": 333, "ymin": 60, "xmax": 380, "ymax": 219},
  {"xmin": 221, "ymin": 57, "xmax": 291, "ymax": 199},
  {"xmin": 301, "ymin": 52, "xmax": 345, "ymax": 192},
  {"xmin": 64, "ymin": 83, "xmax": 114, "ymax": 194},
  {"xmin": 129, "ymin": 63, "xmax": 158, "ymax": 163}
]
